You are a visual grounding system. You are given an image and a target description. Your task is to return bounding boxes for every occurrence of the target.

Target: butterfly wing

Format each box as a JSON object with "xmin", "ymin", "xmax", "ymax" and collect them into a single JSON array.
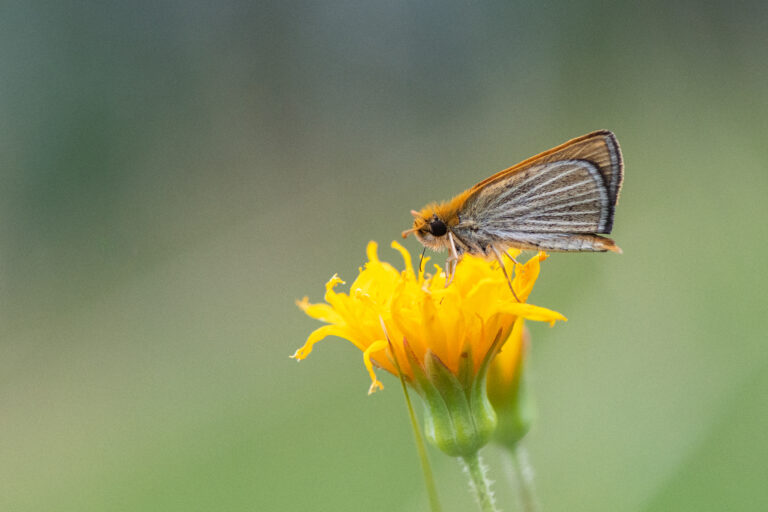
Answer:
[{"xmin": 460, "ymin": 131, "xmax": 623, "ymax": 235}]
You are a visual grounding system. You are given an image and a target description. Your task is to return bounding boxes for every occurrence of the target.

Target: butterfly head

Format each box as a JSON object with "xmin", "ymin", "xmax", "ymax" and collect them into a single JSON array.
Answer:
[{"xmin": 402, "ymin": 207, "xmax": 452, "ymax": 251}]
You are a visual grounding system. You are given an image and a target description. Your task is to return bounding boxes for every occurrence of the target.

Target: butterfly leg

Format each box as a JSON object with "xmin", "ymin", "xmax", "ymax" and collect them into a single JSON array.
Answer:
[
  {"xmin": 444, "ymin": 258, "xmax": 457, "ymax": 287},
  {"xmin": 492, "ymin": 246, "xmax": 520, "ymax": 302},
  {"xmin": 502, "ymin": 250, "xmax": 522, "ymax": 293},
  {"xmin": 444, "ymin": 232, "xmax": 462, "ymax": 287},
  {"xmin": 504, "ymin": 250, "xmax": 521, "ymax": 266}
]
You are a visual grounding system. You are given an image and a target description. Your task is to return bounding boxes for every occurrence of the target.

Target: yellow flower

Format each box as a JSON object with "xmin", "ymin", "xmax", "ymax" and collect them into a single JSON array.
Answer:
[
  {"xmin": 293, "ymin": 241, "xmax": 565, "ymax": 456},
  {"xmin": 293, "ymin": 241, "xmax": 564, "ymax": 393}
]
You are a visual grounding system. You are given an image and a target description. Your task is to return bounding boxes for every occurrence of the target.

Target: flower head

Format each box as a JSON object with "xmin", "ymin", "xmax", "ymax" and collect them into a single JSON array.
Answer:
[{"xmin": 293, "ymin": 241, "xmax": 565, "ymax": 456}]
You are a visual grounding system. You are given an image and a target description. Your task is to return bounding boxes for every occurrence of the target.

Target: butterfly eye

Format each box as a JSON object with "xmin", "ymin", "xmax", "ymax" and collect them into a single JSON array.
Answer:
[{"xmin": 429, "ymin": 218, "xmax": 447, "ymax": 237}]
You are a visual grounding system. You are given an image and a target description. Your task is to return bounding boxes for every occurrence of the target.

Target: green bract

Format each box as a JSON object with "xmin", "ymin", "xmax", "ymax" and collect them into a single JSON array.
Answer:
[{"xmin": 404, "ymin": 332, "xmax": 503, "ymax": 457}]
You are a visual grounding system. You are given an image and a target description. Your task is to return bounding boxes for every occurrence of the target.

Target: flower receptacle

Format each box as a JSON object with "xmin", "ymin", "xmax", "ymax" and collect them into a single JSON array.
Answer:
[{"xmin": 404, "ymin": 339, "xmax": 502, "ymax": 458}]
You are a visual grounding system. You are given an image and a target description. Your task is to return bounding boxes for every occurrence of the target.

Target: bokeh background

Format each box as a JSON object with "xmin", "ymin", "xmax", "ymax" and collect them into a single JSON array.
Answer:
[{"xmin": 3, "ymin": 2, "xmax": 767, "ymax": 511}]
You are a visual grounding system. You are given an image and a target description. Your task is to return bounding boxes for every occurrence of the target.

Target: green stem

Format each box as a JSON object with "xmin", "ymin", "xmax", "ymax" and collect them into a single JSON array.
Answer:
[
  {"xmin": 503, "ymin": 445, "xmax": 538, "ymax": 512},
  {"xmin": 397, "ymin": 369, "xmax": 442, "ymax": 512},
  {"xmin": 460, "ymin": 452, "xmax": 498, "ymax": 512}
]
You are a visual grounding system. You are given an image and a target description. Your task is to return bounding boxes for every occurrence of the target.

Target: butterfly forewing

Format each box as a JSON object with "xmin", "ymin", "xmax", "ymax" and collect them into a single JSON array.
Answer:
[
  {"xmin": 470, "ymin": 159, "xmax": 609, "ymax": 233},
  {"xmin": 469, "ymin": 131, "xmax": 622, "ymax": 206},
  {"xmin": 460, "ymin": 131, "xmax": 622, "ymax": 238}
]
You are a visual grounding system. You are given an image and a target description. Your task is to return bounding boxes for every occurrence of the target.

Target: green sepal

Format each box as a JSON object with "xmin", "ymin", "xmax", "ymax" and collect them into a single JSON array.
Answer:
[
  {"xmin": 401, "ymin": 339, "xmax": 434, "ymax": 398},
  {"xmin": 424, "ymin": 350, "xmax": 484, "ymax": 457},
  {"xmin": 403, "ymin": 334, "xmax": 504, "ymax": 458},
  {"xmin": 402, "ymin": 342, "xmax": 465, "ymax": 457},
  {"xmin": 455, "ymin": 339, "xmax": 474, "ymax": 394},
  {"xmin": 467, "ymin": 327, "xmax": 507, "ymax": 453}
]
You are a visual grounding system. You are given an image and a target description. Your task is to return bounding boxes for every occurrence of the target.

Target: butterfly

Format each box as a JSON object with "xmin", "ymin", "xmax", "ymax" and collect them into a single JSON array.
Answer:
[{"xmin": 402, "ymin": 130, "xmax": 623, "ymax": 298}]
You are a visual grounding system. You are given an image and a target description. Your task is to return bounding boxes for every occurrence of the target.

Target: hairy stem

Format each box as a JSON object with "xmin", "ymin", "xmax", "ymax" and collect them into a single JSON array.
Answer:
[{"xmin": 460, "ymin": 452, "xmax": 499, "ymax": 512}]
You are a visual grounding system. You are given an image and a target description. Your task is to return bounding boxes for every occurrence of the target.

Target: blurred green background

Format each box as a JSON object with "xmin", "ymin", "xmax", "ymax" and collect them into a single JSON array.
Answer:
[{"xmin": 2, "ymin": 2, "xmax": 767, "ymax": 511}]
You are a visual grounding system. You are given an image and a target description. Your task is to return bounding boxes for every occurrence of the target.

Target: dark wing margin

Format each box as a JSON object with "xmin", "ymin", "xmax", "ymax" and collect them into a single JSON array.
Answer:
[
  {"xmin": 574, "ymin": 131, "xmax": 623, "ymax": 231},
  {"xmin": 531, "ymin": 130, "xmax": 622, "ymax": 232}
]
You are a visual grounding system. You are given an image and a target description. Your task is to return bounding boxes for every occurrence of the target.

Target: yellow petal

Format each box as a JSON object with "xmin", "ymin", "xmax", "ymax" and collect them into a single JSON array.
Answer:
[
  {"xmin": 495, "ymin": 318, "xmax": 526, "ymax": 378},
  {"xmin": 363, "ymin": 339, "xmax": 389, "ymax": 394},
  {"xmin": 325, "ymin": 273, "xmax": 346, "ymax": 292},
  {"xmin": 498, "ymin": 302, "xmax": 567, "ymax": 324},
  {"xmin": 513, "ymin": 252, "xmax": 546, "ymax": 302},
  {"xmin": 366, "ymin": 241, "xmax": 380, "ymax": 263},
  {"xmin": 391, "ymin": 240, "xmax": 415, "ymax": 280},
  {"xmin": 296, "ymin": 297, "xmax": 344, "ymax": 324},
  {"xmin": 417, "ymin": 255, "xmax": 431, "ymax": 284},
  {"xmin": 291, "ymin": 324, "xmax": 350, "ymax": 360}
]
